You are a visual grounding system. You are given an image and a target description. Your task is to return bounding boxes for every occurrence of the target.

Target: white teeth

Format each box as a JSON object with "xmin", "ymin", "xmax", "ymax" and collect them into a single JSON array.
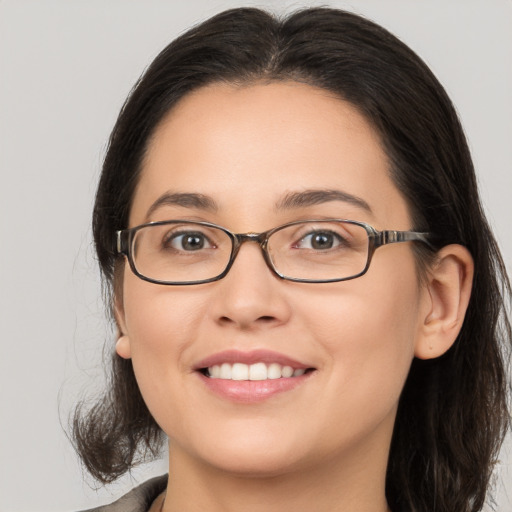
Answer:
[
  {"xmin": 267, "ymin": 363, "xmax": 282, "ymax": 380},
  {"xmin": 207, "ymin": 362, "xmax": 309, "ymax": 380},
  {"xmin": 210, "ymin": 365, "xmax": 221, "ymax": 378},
  {"xmin": 281, "ymin": 365, "xmax": 294, "ymax": 378},
  {"xmin": 220, "ymin": 363, "xmax": 232, "ymax": 379},
  {"xmin": 232, "ymin": 363, "xmax": 249, "ymax": 381},
  {"xmin": 249, "ymin": 362, "xmax": 267, "ymax": 380}
]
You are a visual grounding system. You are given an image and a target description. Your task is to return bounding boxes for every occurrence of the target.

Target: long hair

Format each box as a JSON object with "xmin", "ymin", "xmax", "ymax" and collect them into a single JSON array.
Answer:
[{"xmin": 72, "ymin": 8, "xmax": 511, "ymax": 512}]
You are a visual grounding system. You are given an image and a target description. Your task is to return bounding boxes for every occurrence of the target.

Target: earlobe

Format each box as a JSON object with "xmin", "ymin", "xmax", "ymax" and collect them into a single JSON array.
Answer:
[
  {"xmin": 415, "ymin": 244, "xmax": 474, "ymax": 360},
  {"xmin": 116, "ymin": 335, "xmax": 132, "ymax": 359}
]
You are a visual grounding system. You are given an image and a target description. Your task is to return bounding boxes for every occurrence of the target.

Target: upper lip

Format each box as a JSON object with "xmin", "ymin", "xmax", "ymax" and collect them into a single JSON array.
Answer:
[{"xmin": 194, "ymin": 349, "xmax": 314, "ymax": 370}]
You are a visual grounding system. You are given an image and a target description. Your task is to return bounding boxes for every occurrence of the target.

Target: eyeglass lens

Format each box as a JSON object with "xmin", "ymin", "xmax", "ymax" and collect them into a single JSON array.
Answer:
[{"xmin": 130, "ymin": 221, "xmax": 370, "ymax": 284}]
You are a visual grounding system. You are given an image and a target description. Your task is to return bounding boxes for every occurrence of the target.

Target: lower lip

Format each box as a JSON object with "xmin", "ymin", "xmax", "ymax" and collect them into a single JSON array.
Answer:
[{"xmin": 197, "ymin": 371, "xmax": 314, "ymax": 403}]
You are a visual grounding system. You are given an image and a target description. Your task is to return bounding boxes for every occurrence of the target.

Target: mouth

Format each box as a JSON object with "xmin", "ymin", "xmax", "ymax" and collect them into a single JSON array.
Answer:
[
  {"xmin": 194, "ymin": 350, "xmax": 316, "ymax": 402},
  {"xmin": 199, "ymin": 362, "xmax": 315, "ymax": 380},
  {"xmin": 194, "ymin": 349, "xmax": 316, "ymax": 380}
]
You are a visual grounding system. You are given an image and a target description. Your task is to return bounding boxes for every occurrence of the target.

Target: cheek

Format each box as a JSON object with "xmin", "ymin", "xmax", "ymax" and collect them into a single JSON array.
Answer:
[
  {"xmin": 120, "ymin": 271, "xmax": 211, "ymax": 410},
  {"xmin": 122, "ymin": 268, "xmax": 207, "ymax": 348},
  {"xmin": 302, "ymin": 254, "xmax": 421, "ymax": 415}
]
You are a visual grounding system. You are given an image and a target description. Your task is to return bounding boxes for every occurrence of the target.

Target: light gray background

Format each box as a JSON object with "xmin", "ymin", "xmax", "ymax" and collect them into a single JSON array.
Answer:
[{"xmin": 1, "ymin": 1, "xmax": 511, "ymax": 511}]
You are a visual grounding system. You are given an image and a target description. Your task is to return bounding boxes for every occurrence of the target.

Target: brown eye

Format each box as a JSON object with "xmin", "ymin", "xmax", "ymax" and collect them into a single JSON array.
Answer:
[
  {"xmin": 165, "ymin": 232, "xmax": 211, "ymax": 251},
  {"xmin": 296, "ymin": 231, "xmax": 345, "ymax": 250}
]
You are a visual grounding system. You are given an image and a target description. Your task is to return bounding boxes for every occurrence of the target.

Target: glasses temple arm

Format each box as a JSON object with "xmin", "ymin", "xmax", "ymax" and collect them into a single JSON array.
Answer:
[
  {"xmin": 378, "ymin": 230, "xmax": 433, "ymax": 249},
  {"xmin": 115, "ymin": 230, "xmax": 128, "ymax": 255}
]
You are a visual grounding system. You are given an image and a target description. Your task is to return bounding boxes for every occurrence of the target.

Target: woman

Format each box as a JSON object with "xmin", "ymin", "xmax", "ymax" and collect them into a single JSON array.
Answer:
[{"xmin": 73, "ymin": 7, "xmax": 511, "ymax": 512}]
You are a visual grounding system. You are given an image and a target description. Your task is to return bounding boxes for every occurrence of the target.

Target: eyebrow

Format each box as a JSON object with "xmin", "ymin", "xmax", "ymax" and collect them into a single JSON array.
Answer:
[
  {"xmin": 145, "ymin": 188, "xmax": 372, "ymax": 220},
  {"xmin": 275, "ymin": 189, "xmax": 372, "ymax": 213},
  {"xmin": 146, "ymin": 192, "xmax": 218, "ymax": 219}
]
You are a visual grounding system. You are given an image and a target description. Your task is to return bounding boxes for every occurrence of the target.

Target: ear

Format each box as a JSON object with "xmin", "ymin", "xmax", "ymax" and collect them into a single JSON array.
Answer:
[
  {"xmin": 415, "ymin": 244, "xmax": 474, "ymax": 360},
  {"xmin": 116, "ymin": 335, "xmax": 132, "ymax": 359},
  {"xmin": 114, "ymin": 283, "xmax": 132, "ymax": 360}
]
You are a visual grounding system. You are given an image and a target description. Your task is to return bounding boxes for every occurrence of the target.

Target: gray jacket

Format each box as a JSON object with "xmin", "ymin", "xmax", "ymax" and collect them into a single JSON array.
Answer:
[{"xmin": 79, "ymin": 475, "xmax": 167, "ymax": 512}]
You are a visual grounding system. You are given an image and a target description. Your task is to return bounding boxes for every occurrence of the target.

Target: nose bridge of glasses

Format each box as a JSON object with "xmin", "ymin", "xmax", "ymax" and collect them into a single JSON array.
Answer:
[
  {"xmin": 232, "ymin": 232, "xmax": 268, "ymax": 251},
  {"xmin": 228, "ymin": 231, "xmax": 274, "ymax": 274}
]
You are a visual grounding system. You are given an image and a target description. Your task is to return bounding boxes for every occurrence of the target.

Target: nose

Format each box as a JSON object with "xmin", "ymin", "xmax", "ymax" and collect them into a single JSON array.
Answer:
[{"xmin": 210, "ymin": 241, "xmax": 292, "ymax": 330}]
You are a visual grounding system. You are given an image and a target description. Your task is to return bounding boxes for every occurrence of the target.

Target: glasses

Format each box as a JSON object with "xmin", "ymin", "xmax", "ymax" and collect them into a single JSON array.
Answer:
[{"xmin": 116, "ymin": 219, "xmax": 432, "ymax": 285}]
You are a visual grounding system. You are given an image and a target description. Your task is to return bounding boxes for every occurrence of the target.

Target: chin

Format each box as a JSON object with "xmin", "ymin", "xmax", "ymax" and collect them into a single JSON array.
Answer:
[
  {"xmin": 181, "ymin": 428, "xmax": 311, "ymax": 477},
  {"xmin": 203, "ymin": 451, "xmax": 306, "ymax": 478}
]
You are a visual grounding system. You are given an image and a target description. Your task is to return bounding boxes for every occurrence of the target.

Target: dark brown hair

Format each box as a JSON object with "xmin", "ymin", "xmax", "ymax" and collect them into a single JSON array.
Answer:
[{"xmin": 72, "ymin": 8, "xmax": 511, "ymax": 512}]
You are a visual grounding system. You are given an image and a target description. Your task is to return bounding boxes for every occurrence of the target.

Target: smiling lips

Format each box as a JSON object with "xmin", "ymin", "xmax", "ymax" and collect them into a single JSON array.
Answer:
[{"xmin": 195, "ymin": 350, "xmax": 316, "ymax": 402}]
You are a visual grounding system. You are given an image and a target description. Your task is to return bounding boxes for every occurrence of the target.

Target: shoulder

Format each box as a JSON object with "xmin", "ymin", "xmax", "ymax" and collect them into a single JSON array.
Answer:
[{"xmin": 77, "ymin": 475, "xmax": 168, "ymax": 512}]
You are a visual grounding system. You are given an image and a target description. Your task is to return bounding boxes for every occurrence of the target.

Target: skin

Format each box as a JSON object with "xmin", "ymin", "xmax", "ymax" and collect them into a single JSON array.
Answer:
[{"xmin": 116, "ymin": 82, "xmax": 473, "ymax": 512}]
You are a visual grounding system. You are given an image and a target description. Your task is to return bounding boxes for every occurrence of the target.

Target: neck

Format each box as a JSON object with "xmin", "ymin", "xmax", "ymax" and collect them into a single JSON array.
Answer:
[{"xmin": 162, "ymin": 435, "xmax": 392, "ymax": 512}]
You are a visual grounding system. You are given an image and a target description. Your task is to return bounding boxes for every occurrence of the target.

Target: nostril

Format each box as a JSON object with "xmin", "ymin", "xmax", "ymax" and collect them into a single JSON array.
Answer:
[
  {"xmin": 217, "ymin": 314, "xmax": 278, "ymax": 327},
  {"xmin": 258, "ymin": 315, "xmax": 276, "ymax": 322}
]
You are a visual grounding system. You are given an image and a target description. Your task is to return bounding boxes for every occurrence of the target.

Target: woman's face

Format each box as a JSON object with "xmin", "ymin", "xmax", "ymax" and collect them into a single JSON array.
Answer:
[{"xmin": 117, "ymin": 82, "xmax": 431, "ymax": 477}]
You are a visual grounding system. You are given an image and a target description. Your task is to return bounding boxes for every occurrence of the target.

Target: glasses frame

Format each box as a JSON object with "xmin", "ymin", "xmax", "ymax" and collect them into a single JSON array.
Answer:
[{"xmin": 116, "ymin": 219, "xmax": 433, "ymax": 285}]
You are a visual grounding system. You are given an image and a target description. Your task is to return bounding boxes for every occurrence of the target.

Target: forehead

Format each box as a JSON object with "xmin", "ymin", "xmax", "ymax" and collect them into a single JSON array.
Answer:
[{"xmin": 131, "ymin": 81, "xmax": 410, "ymax": 229}]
